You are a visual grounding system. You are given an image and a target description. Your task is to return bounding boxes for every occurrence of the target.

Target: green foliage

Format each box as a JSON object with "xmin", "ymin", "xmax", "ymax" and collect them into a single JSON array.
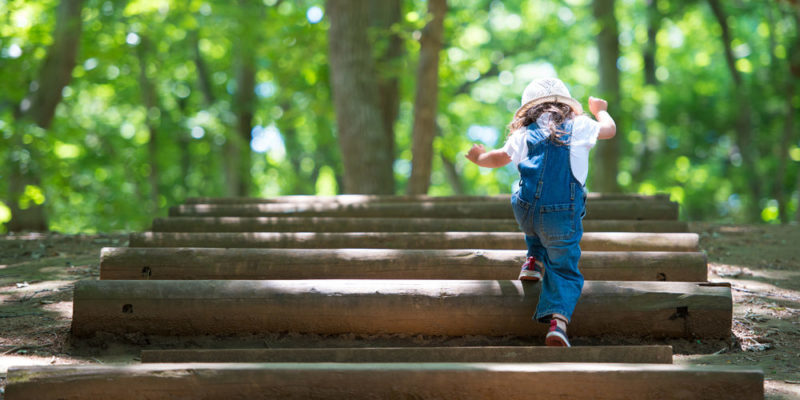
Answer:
[{"xmin": 1, "ymin": 0, "xmax": 799, "ymax": 232}]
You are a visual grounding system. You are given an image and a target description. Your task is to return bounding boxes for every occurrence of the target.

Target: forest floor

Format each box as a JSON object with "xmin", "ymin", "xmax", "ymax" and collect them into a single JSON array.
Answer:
[{"xmin": 0, "ymin": 224, "xmax": 798, "ymax": 399}]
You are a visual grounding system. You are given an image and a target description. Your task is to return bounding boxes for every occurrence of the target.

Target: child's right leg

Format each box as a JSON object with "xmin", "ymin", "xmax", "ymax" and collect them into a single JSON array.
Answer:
[
  {"xmin": 545, "ymin": 313, "xmax": 571, "ymax": 347},
  {"xmin": 533, "ymin": 243, "xmax": 583, "ymax": 324},
  {"xmin": 533, "ymin": 228, "xmax": 584, "ymax": 347}
]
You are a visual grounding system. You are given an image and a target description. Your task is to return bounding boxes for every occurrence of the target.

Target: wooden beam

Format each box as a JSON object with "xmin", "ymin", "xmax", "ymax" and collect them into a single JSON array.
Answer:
[
  {"xmin": 183, "ymin": 193, "xmax": 672, "ymax": 204},
  {"xmin": 140, "ymin": 345, "xmax": 673, "ymax": 364},
  {"xmin": 100, "ymin": 248, "xmax": 708, "ymax": 282},
  {"xmin": 128, "ymin": 232, "xmax": 700, "ymax": 252},
  {"xmin": 168, "ymin": 200, "xmax": 680, "ymax": 220},
  {"xmin": 71, "ymin": 280, "xmax": 731, "ymax": 338},
  {"xmin": 151, "ymin": 217, "xmax": 689, "ymax": 233},
  {"xmin": 5, "ymin": 363, "xmax": 763, "ymax": 400}
]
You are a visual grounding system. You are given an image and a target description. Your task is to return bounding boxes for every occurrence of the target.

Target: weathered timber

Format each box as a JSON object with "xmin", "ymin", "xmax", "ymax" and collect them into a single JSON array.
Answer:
[
  {"xmin": 5, "ymin": 363, "xmax": 763, "ymax": 400},
  {"xmin": 128, "ymin": 232, "xmax": 700, "ymax": 252},
  {"xmin": 100, "ymin": 248, "xmax": 708, "ymax": 282},
  {"xmin": 151, "ymin": 217, "xmax": 689, "ymax": 233},
  {"xmin": 141, "ymin": 345, "xmax": 673, "ymax": 364},
  {"xmin": 71, "ymin": 280, "xmax": 731, "ymax": 338},
  {"xmin": 184, "ymin": 192, "xmax": 671, "ymax": 204},
  {"xmin": 168, "ymin": 200, "xmax": 679, "ymax": 220}
]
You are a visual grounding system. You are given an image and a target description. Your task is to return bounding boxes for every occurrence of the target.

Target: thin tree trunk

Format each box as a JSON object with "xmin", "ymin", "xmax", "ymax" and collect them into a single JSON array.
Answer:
[
  {"xmin": 7, "ymin": 0, "xmax": 84, "ymax": 232},
  {"xmin": 775, "ymin": 75, "xmax": 794, "ymax": 223},
  {"xmin": 772, "ymin": 5, "xmax": 796, "ymax": 224},
  {"xmin": 407, "ymin": 0, "xmax": 447, "ymax": 195},
  {"xmin": 369, "ymin": 1, "xmax": 403, "ymax": 162},
  {"xmin": 440, "ymin": 151, "xmax": 465, "ymax": 195},
  {"xmin": 592, "ymin": 0, "xmax": 621, "ymax": 193},
  {"xmin": 277, "ymin": 102, "xmax": 308, "ymax": 194},
  {"xmin": 27, "ymin": 0, "xmax": 84, "ymax": 128},
  {"xmin": 643, "ymin": 0, "xmax": 660, "ymax": 86},
  {"xmin": 789, "ymin": 11, "xmax": 800, "ymax": 222},
  {"xmin": 632, "ymin": 0, "xmax": 660, "ymax": 185},
  {"xmin": 708, "ymin": 0, "xmax": 761, "ymax": 221},
  {"xmin": 6, "ymin": 135, "xmax": 47, "ymax": 232},
  {"xmin": 190, "ymin": 30, "xmax": 222, "ymax": 196},
  {"xmin": 135, "ymin": 35, "xmax": 160, "ymax": 211},
  {"xmin": 191, "ymin": 30, "xmax": 216, "ymax": 105},
  {"xmin": 230, "ymin": 46, "xmax": 256, "ymax": 197},
  {"xmin": 327, "ymin": 0, "xmax": 395, "ymax": 194},
  {"xmin": 222, "ymin": 2, "xmax": 259, "ymax": 198},
  {"xmin": 176, "ymin": 97, "xmax": 192, "ymax": 199}
]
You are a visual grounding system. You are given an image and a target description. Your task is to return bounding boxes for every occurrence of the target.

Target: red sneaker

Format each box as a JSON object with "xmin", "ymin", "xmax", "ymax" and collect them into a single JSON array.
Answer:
[
  {"xmin": 545, "ymin": 319, "xmax": 571, "ymax": 347},
  {"xmin": 518, "ymin": 256, "xmax": 543, "ymax": 281}
]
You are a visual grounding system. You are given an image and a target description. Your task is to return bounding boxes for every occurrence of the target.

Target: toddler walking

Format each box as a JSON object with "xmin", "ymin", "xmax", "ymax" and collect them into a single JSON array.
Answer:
[{"xmin": 465, "ymin": 77, "xmax": 616, "ymax": 347}]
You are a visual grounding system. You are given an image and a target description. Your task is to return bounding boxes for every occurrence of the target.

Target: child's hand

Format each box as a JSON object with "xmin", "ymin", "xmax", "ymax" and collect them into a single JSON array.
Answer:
[
  {"xmin": 465, "ymin": 143, "xmax": 486, "ymax": 164},
  {"xmin": 589, "ymin": 96, "xmax": 617, "ymax": 140},
  {"xmin": 588, "ymin": 96, "xmax": 608, "ymax": 116}
]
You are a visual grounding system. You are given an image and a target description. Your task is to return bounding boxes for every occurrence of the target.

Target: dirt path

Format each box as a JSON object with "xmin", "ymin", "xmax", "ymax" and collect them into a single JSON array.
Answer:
[
  {"xmin": 683, "ymin": 223, "xmax": 800, "ymax": 399},
  {"xmin": 0, "ymin": 225, "xmax": 798, "ymax": 399}
]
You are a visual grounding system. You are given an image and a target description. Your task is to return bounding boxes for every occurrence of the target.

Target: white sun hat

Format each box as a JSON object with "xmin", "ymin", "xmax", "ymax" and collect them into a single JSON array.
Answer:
[{"xmin": 514, "ymin": 77, "xmax": 583, "ymax": 119}]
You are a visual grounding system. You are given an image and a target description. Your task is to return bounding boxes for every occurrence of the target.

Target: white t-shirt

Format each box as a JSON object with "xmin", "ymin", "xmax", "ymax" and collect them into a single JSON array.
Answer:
[{"xmin": 501, "ymin": 114, "xmax": 600, "ymax": 186}]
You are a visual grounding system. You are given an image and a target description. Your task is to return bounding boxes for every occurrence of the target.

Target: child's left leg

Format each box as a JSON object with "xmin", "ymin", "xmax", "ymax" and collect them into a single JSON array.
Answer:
[{"xmin": 520, "ymin": 234, "xmax": 546, "ymax": 281}]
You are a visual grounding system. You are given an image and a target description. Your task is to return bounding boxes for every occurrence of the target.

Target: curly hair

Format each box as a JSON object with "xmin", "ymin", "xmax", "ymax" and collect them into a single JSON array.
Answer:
[{"xmin": 507, "ymin": 102, "xmax": 575, "ymax": 145}]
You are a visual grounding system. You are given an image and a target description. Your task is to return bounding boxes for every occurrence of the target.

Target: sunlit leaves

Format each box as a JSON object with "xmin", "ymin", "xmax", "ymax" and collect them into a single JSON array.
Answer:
[{"xmin": 1, "ymin": 0, "xmax": 798, "ymax": 232}]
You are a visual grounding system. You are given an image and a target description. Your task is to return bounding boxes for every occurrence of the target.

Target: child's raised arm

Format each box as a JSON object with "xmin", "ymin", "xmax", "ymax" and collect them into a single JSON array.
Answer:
[
  {"xmin": 465, "ymin": 144, "xmax": 512, "ymax": 168},
  {"xmin": 588, "ymin": 96, "xmax": 616, "ymax": 140}
]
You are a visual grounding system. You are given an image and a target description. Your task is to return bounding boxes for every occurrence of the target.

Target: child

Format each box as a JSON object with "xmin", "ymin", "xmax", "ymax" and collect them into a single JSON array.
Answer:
[{"xmin": 465, "ymin": 77, "xmax": 616, "ymax": 347}]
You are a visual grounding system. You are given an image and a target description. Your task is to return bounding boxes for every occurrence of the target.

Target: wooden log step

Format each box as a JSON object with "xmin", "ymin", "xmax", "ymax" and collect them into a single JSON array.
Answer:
[
  {"xmin": 71, "ymin": 280, "xmax": 731, "ymax": 338},
  {"xmin": 168, "ymin": 200, "xmax": 680, "ymax": 220},
  {"xmin": 184, "ymin": 192, "xmax": 672, "ymax": 204},
  {"xmin": 128, "ymin": 232, "xmax": 700, "ymax": 252},
  {"xmin": 5, "ymin": 363, "xmax": 763, "ymax": 400},
  {"xmin": 151, "ymin": 217, "xmax": 689, "ymax": 233},
  {"xmin": 140, "ymin": 345, "xmax": 673, "ymax": 364},
  {"xmin": 100, "ymin": 248, "xmax": 708, "ymax": 282}
]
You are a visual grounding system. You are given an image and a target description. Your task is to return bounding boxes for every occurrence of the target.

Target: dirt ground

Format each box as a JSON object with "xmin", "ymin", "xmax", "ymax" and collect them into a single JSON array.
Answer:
[{"xmin": 0, "ymin": 224, "xmax": 798, "ymax": 399}]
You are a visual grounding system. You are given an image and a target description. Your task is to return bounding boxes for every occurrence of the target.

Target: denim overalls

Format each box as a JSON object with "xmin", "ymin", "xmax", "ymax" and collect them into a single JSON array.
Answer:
[{"xmin": 510, "ymin": 119, "xmax": 586, "ymax": 323}]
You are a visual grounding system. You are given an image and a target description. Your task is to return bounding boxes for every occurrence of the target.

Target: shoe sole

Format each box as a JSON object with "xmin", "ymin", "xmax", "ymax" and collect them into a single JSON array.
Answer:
[
  {"xmin": 545, "ymin": 332, "xmax": 570, "ymax": 347},
  {"xmin": 518, "ymin": 271, "xmax": 542, "ymax": 282}
]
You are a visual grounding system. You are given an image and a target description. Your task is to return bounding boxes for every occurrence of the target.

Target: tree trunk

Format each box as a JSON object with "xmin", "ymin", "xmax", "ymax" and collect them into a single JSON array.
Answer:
[
  {"xmin": 190, "ymin": 29, "xmax": 222, "ymax": 197},
  {"xmin": 632, "ymin": 0, "xmax": 660, "ymax": 185},
  {"xmin": 7, "ymin": 0, "xmax": 84, "ymax": 232},
  {"xmin": 222, "ymin": 4, "xmax": 258, "ymax": 197},
  {"xmin": 708, "ymin": 0, "xmax": 762, "ymax": 221},
  {"xmin": 772, "ymin": 7, "xmax": 798, "ymax": 224},
  {"xmin": 277, "ymin": 101, "xmax": 309, "ymax": 195},
  {"xmin": 369, "ymin": 0, "xmax": 403, "ymax": 163},
  {"xmin": 789, "ymin": 11, "xmax": 800, "ymax": 223},
  {"xmin": 643, "ymin": 0, "xmax": 660, "ymax": 86},
  {"xmin": 229, "ymin": 45, "xmax": 256, "ymax": 197},
  {"xmin": 592, "ymin": 0, "xmax": 621, "ymax": 193},
  {"xmin": 775, "ymin": 75, "xmax": 794, "ymax": 223},
  {"xmin": 6, "ymin": 135, "xmax": 47, "ymax": 232},
  {"xmin": 176, "ymin": 96, "xmax": 192, "ymax": 200},
  {"xmin": 326, "ymin": 0, "xmax": 395, "ymax": 194},
  {"xmin": 191, "ymin": 30, "xmax": 216, "ymax": 105},
  {"xmin": 27, "ymin": 0, "xmax": 84, "ymax": 128},
  {"xmin": 407, "ymin": 0, "xmax": 447, "ymax": 195},
  {"xmin": 440, "ymin": 151, "xmax": 465, "ymax": 195},
  {"xmin": 135, "ymin": 35, "xmax": 161, "ymax": 211}
]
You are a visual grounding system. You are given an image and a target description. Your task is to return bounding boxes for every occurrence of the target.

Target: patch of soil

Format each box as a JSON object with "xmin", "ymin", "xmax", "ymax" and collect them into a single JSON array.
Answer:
[
  {"xmin": 1, "ymin": 226, "xmax": 799, "ymax": 399},
  {"xmin": 683, "ymin": 223, "xmax": 800, "ymax": 400},
  {"xmin": 0, "ymin": 232, "xmax": 128, "ymax": 398}
]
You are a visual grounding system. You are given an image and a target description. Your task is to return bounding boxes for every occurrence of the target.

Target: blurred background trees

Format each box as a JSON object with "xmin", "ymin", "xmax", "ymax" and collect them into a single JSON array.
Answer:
[{"xmin": 1, "ymin": 0, "xmax": 798, "ymax": 232}]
